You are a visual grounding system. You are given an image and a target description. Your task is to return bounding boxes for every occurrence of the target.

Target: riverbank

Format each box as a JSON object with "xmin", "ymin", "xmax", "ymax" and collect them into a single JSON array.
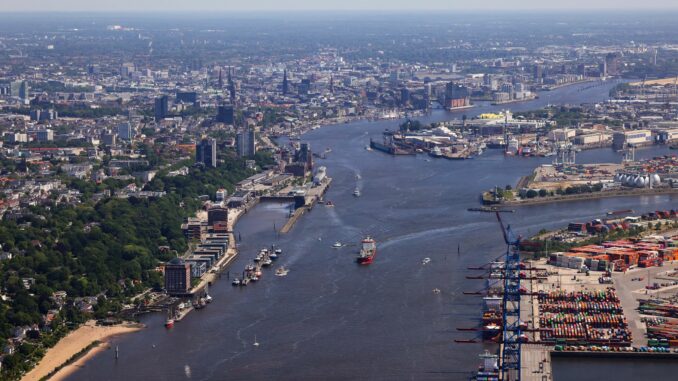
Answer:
[
  {"xmin": 22, "ymin": 321, "xmax": 143, "ymax": 381},
  {"xmin": 502, "ymin": 187, "xmax": 678, "ymax": 207}
]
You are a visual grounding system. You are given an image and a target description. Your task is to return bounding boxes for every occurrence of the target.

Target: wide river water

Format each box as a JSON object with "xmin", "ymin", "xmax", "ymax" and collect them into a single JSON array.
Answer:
[{"xmin": 68, "ymin": 81, "xmax": 678, "ymax": 380}]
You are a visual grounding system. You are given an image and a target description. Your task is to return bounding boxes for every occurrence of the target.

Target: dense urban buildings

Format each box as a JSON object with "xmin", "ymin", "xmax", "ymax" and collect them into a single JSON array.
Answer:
[{"xmin": 2, "ymin": 9, "xmax": 678, "ymax": 381}]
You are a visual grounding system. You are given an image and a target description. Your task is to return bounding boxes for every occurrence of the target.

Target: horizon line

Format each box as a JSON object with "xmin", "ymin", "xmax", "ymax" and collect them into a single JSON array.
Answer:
[{"xmin": 2, "ymin": 8, "xmax": 678, "ymax": 14}]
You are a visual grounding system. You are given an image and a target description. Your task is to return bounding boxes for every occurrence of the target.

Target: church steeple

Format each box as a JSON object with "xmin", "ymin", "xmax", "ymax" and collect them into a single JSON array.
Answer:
[
  {"xmin": 228, "ymin": 67, "xmax": 236, "ymax": 102},
  {"xmin": 282, "ymin": 69, "xmax": 289, "ymax": 95}
]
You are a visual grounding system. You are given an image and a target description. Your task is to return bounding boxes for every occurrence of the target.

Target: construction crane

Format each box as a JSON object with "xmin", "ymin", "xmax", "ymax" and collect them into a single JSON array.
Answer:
[{"xmin": 495, "ymin": 211, "xmax": 522, "ymax": 381}]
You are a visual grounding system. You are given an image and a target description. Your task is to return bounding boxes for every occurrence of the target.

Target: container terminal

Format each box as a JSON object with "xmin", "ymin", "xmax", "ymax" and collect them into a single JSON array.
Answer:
[{"xmin": 463, "ymin": 210, "xmax": 678, "ymax": 380}]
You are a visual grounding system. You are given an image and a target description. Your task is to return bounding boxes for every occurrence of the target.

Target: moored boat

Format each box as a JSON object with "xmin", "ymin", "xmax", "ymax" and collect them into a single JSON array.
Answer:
[{"xmin": 473, "ymin": 350, "xmax": 499, "ymax": 381}]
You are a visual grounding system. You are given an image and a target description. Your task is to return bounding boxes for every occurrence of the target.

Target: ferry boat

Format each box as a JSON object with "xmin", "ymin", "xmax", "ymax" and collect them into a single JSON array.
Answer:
[
  {"xmin": 353, "ymin": 188, "xmax": 361, "ymax": 197},
  {"xmin": 356, "ymin": 236, "xmax": 377, "ymax": 265},
  {"xmin": 473, "ymin": 351, "xmax": 499, "ymax": 381}
]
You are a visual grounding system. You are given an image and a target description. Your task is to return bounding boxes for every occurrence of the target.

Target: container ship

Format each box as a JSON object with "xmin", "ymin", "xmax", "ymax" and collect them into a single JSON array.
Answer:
[
  {"xmin": 356, "ymin": 236, "xmax": 377, "ymax": 265},
  {"xmin": 472, "ymin": 351, "xmax": 499, "ymax": 381}
]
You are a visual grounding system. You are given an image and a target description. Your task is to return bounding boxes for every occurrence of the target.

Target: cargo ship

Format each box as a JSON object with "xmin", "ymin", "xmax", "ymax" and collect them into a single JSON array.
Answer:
[
  {"xmin": 356, "ymin": 236, "xmax": 377, "ymax": 265},
  {"xmin": 472, "ymin": 351, "xmax": 499, "ymax": 381}
]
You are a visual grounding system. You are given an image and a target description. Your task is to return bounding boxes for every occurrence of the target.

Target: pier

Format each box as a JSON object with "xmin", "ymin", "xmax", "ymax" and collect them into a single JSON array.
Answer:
[{"xmin": 277, "ymin": 177, "xmax": 333, "ymax": 234}]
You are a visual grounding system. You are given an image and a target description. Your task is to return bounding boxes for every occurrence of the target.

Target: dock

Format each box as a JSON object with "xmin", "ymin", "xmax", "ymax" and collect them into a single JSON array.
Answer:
[{"xmin": 277, "ymin": 177, "xmax": 332, "ymax": 234}]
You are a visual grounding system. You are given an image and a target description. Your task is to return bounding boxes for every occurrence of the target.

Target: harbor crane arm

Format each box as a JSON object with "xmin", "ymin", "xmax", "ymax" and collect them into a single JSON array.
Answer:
[{"xmin": 495, "ymin": 211, "xmax": 520, "ymax": 246}]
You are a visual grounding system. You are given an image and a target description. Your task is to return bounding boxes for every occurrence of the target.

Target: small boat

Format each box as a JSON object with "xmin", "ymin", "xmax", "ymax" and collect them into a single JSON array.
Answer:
[
  {"xmin": 253, "ymin": 256, "xmax": 261, "ymax": 263},
  {"xmin": 275, "ymin": 266, "xmax": 289, "ymax": 277},
  {"xmin": 253, "ymin": 335, "xmax": 260, "ymax": 347},
  {"xmin": 262, "ymin": 259, "xmax": 273, "ymax": 267},
  {"xmin": 232, "ymin": 278, "xmax": 241, "ymax": 286},
  {"xmin": 274, "ymin": 248, "xmax": 282, "ymax": 255},
  {"xmin": 432, "ymin": 288, "xmax": 441, "ymax": 294},
  {"xmin": 355, "ymin": 174, "xmax": 362, "ymax": 180},
  {"xmin": 269, "ymin": 252, "xmax": 278, "ymax": 260},
  {"xmin": 353, "ymin": 188, "xmax": 361, "ymax": 197},
  {"xmin": 422, "ymin": 257, "xmax": 431, "ymax": 265},
  {"xmin": 429, "ymin": 146, "xmax": 443, "ymax": 158},
  {"xmin": 165, "ymin": 318, "xmax": 174, "ymax": 329},
  {"xmin": 325, "ymin": 201, "xmax": 334, "ymax": 207},
  {"xmin": 332, "ymin": 242, "xmax": 342, "ymax": 248}
]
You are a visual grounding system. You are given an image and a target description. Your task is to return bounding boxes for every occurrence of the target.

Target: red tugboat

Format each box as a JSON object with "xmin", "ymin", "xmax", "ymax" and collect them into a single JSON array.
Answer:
[
  {"xmin": 165, "ymin": 309, "xmax": 175, "ymax": 329},
  {"xmin": 356, "ymin": 236, "xmax": 377, "ymax": 265}
]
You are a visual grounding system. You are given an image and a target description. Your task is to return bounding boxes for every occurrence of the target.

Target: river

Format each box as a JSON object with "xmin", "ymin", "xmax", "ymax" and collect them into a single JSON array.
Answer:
[{"xmin": 67, "ymin": 81, "xmax": 678, "ymax": 380}]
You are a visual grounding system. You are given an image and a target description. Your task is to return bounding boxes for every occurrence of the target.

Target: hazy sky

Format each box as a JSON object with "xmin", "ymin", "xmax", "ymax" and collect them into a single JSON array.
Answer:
[{"xmin": 5, "ymin": 0, "xmax": 678, "ymax": 12}]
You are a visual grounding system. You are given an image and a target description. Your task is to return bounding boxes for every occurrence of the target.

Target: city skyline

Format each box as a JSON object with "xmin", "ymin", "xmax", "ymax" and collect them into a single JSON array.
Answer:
[{"xmin": 5, "ymin": 0, "xmax": 678, "ymax": 12}]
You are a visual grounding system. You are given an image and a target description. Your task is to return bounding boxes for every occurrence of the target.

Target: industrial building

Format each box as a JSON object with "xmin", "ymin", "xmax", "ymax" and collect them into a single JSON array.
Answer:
[{"xmin": 612, "ymin": 130, "xmax": 652, "ymax": 150}]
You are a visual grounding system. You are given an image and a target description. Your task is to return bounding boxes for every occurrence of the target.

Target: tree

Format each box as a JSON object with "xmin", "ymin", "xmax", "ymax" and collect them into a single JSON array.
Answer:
[{"xmin": 526, "ymin": 189, "xmax": 538, "ymax": 198}]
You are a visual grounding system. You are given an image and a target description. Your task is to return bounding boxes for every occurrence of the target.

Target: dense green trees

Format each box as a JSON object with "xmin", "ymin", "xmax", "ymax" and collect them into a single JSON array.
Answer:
[{"xmin": 0, "ymin": 153, "xmax": 264, "ymax": 378}]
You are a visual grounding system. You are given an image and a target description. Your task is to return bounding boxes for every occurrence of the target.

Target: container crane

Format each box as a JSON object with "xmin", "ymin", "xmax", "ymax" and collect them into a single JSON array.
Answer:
[{"xmin": 495, "ymin": 211, "xmax": 522, "ymax": 381}]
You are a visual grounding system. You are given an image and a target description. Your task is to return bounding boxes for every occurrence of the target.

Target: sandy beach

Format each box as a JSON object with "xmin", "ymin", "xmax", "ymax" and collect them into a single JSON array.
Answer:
[{"xmin": 22, "ymin": 320, "xmax": 144, "ymax": 381}]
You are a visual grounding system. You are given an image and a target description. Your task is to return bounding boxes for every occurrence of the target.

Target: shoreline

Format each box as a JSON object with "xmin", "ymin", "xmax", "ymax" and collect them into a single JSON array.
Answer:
[
  {"xmin": 500, "ymin": 187, "xmax": 678, "ymax": 207},
  {"xmin": 21, "ymin": 320, "xmax": 144, "ymax": 381}
]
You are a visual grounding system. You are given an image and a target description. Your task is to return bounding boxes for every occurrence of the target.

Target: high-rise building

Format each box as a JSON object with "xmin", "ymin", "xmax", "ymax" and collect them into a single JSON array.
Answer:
[
  {"xmin": 237, "ymin": 128, "xmax": 257, "ymax": 158},
  {"xmin": 176, "ymin": 91, "xmax": 198, "ymax": 104},
  {"xmin": 154, "ymin": 95, "xmax": 169, "ymax": 122},
  {"xmin": 36, "ymin": 129, "xmax": 54, "ymax": 142},
  {"xmin": 117, "ymin": 122, "xmax": 133, "ymax": 140},
  {"xmin": 164, "ymin": 258, "xmax": 191, "ymax": 295},
  {"xmin": 196, "ymin": 138, "xmax": 217, "ymax": 167},
  {"xmin": 605, "ymin": 53, "xmax": 623, "ymax": 76},
  {"xmin": 207, "ymin": 206, "xmax": 229, "ymax": 226},
  {"xmin": 218, "ymin": 68, "xmax": 224, "ymax": 89},
  {"xmin": 216, "ymin": 104, "xmax": 235, "ymax": 124},
  {"xmin": 10, "ymin": 81, "xmax": 29, "ymax": 100},
  {"xmin": 400, "ymin": 87, "xmax": 411, "ymax": 106},
  {"xmin": 101, "ymin": 132, "xmax": 117, "ymax": 146},
  {"xmin": 533, "ymin": 65, "xmax": 543, "ymax": 82}
]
